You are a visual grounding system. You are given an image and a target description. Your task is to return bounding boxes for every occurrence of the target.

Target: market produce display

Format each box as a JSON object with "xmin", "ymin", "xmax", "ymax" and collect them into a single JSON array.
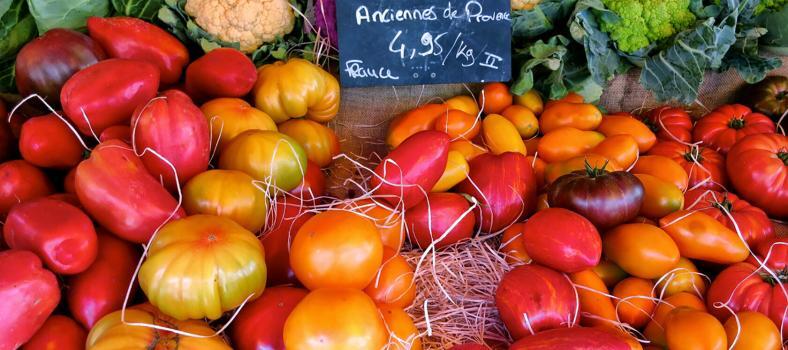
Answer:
[{"xmin": 0, "ymin": 1, "xmax": 785, "ymax": 350}]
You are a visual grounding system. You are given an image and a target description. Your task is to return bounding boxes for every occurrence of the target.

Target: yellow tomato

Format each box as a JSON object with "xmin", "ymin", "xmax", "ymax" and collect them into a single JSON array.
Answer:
[
  {"xmin": 183, "ymin": 169, "xmax": 268, "ymax": 232},
  {"xmin": 379, "ymin": 305, "xmax": 422, "ymax": 350},
  {"xmin": 513, "ymin": 89, "xmax": 543, "ymax": 114},
  {"xmin": 634, "ymin": 173, "xmax": 685, "ymax": 219},
  {"xmin": 445, "ymin": 95, "xmax": 480, "ymax": 117},
  {"xmin": 501, "ymin": 105, "xmax": 539, "ymax": 138},
  {"xmin": 278, "ymin": 119, "xmax": 340, "ymax": 167},
  {"xmin": 253, "ymin": 58, "xmax": 340, "ymax": 123},
  {"xmin": 432, "ymin": 150, "xmax": 469, "ymax": 192},
  {"xmin": 654, "ymin": 257, "xmax": 706, "ymax": 298},
  {"xmin": 482, "ymin": 114, "xmax": 526, "ymax": 155},
  {"xmin": 659, "ymin": 211, "xmax": 749, "ymax": 264},
  {"xmin": 219, "ymin": 130, "xmax": 307, "ymax": 191},
  {"xmin": 449, "ymin": 140, "xmax": 487, "ymax": 161},
  {"xmin": 603, "ymin": 223, "xmax": 680, "ymax": 279},
  {"xmin": 200, "ymin": 97, "xmax": 277, "ymax": 152}
]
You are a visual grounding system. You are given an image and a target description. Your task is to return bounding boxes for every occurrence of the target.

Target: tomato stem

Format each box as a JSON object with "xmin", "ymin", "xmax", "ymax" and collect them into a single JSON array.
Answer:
[
  {"xmin": 584, "ymin": 159, "xmax": 609, "ymax": 178},
  {"xmin": 779, "ymin": 152, "xmax": 788, "ymax": 166},
  {"xmin": 728, "ymin": 118, "xmax": 746, "ymax": 130},
  {"xmin": 683, "ymin": 147, "xmax": 704, "ymax": 163}
]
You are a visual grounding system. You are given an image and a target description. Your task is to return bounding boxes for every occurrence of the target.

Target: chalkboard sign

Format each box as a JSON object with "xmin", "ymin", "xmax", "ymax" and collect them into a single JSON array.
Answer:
[{"xmin": 336, "ymin": 0, "xmax": 512, "ymax": 87}]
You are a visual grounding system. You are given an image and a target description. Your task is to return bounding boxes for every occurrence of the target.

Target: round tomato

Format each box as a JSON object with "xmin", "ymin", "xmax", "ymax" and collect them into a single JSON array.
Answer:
[
  {"xmin": 597, "ymin": 113, "xmax": 657, "ymax": 152},
  {"xmin": 664, "ymin": 308, "xmax": 727, "ymax": 350},
  {"xmin": 478, "ymin": 82, "xmax": 512, "ymax": 114},
  {"xmin": 230, "ymin": 286, "xmax": 308, "ymax": 350},
  {"xmin": 482, "ymin": 114, "xmax": 526, "ymax": 155},
  {"xmin": 22, "ymin": 315, "xmax": 86, "ymax": 350},
  {"xmin": 544, "ymin": 154, "xmax": 622, "ymax": 184},
  {"xmin": 378, "ymin": 305, "xmax": 422, "ymax": 350},
  {"xmin": 364, "ymin": 247, "xmax": 416, "ymax": 308},
  {"xmin": 219, "ymin": 130, "xmax": 307, "ymax": 191},
  {"xmin": 694, "ymin": 104, "xmax": 775, "ymax": 154},
  {"xmin": 405, "ymin": 192, "xmax": 474, "ymax": 249},
  {"xmin": 501, "ymin": 105, "xmax": 538, "ymax": 138},
  {"xmin": 538, "ymin": 127, "xmax": 605, "ymax": 163},
  {"xmin": 648, "ymin": 141, "xmax": 727, "ymax": 191},
  {"xmin": 200, "ymin": 97, "xmax": 277, "ymax": 151},
  {"xmin": 262, "ymin": 197, "xmax": 314, "ymax": 287},
  {"xmin": 634, "ymin": 173, "xmax": 684, "ymax": 219},
  {"xmin": 521, "ymin": 208, "xmax": 601, "ymax": 273},
  {"xmin": 684, "ymin": 188, "xmax": 774, "ymax": 246},
  {"xmin": 603, "ymin": 223, "xmax": 680, "ymax": 279},
  {"xmin": 641, "ymin": 106, "xmax": 693, "ymax": 143},
  {"xmin": 726, "ymin": 133, "xmax": 787, "ymax": 218},
  {"xmin": 340, "ymin": 198, "xmax": 404, "ymax": 252},
  {"xmin": 643, "ymin": 292, "xmax": 706, "ymax": 346},
  {"xmin": 613, "ymin": 277, "xmax": 656, "ymax": 329},
  {"xmin": 19, "ymin": 114, "xmax": 84, "ymax": 168},
  {"xmin": 631, "ymin": 155, "xmax": 689, "ymax": 191},
  {"xmin": 540, "ymin": 102, "xmax": 602, "ymax": 133},
  {"xmin": 655, "ymin": 257, "xmax": 706, "ymax": 298},
  {"xmin": 278, "ymin": 118, "xmax": 340, "ymax": 167},
  {"xmin": 289, "ymin": 160, "xmax": 327, "ymax": 202},
  {"xmin": 0, "ymin": 160, "xmax": 53, "ymax": 218},
  {"xmin": 724, "ymin": 311, "xmax": 781, "ymax": 350},
  {"xmin": 183, "ymin": 169, "xmax": 268, "ymax": 232},
  {"xmin": 434, "ymin": 109, "xmax": 481, "ymax": 140}
]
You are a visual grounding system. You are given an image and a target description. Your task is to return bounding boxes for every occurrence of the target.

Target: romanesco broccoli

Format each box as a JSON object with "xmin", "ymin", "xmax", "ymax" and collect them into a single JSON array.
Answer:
[{"xmin": 599, "ymin": 0, "xmax": 696, "ymax": 53}]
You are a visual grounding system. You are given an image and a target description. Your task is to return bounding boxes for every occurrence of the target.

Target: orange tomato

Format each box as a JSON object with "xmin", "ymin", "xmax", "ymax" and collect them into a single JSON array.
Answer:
[
  {"xmin": 664, "ymin": 308, "xmax": 727, "ymax": 350},
  {"xmin": 482, "ymin": 114, "xmax": 526, "ymax": 155},
  {"xmin": 445, "ymin": 95, "xmax": 480, "ymax": 117},
  {"xmin": 538, "ymin": 127, "xmax": 605, "ymax": 163},
  {"xmin": 364, "ymin": 248, "xmax": 416, "ymax": 308},
  {"xmin": 536, "ymin": 193, "xmax": 550, "ymax": 211},
  {"xmin": 513, "ymin": 90, "xmax": 543, "ymax": 115},
  {"xmin": 478, "ymin": 82, "xmax": 512, "ymax": 114},
  {"xmin": 340, "ymin": 199, "xmax": 404, "ymax": 252},
  {"xmin": 724, "ymin": 311, "xmax": 781, "ymax": 350},
  {"xmin": 433, "ymin": 109, "xmax": 480, "ymax": 140},
  {"xmin": 593, "ymin": 261, "xmax": 628, "ymax": 288},
  {"xmin": 526, "ymin": 155, "xmax": 546, "ymax": 190},
  {"xmin": 659, "ymin": 211, "xmax": 749, "ymax": 264},
  {"xmin": 283, "ymin": 288, "xmax": 388, "ymax": 350},
  {"xmin": 569, "ymin": 269, "xmax": 618, "ymax": 328},
  {"xmin": 378, "ymin": 305, "xmax": 422, "ymax": 350},
  {"xmin": 524, "ymin": 137, "xmax": 540, "ymax": 156},
  {"xmin": 644, "ymin": 292, "xmax": 707, "ymax": 346},
  {"xmin": 589, "ymin": 135, "xmax": 639, "ymax": 169},
  {"xmin": 654, "ymin": 257, "xmax": 706, "ymax": 298},
  {"xmin": 544, "ymin": 92, "xmax": 584, "ymax": 109},
  {"xmin": 200, "ymin": 97, "xmax": 277, "ymax": 151},
  {"xmin": 387, "ymin": 104, "xmax": 449, "ymax": 148},
  {"xmin": 612, "ymin": 277, "xmax": 656, "ymax": 329},
  {"xmin": 500, "ymin": 223, "xmax": 530, "ymax": 264},
  {"xmin": 432, "ymin": 150, "xmax": 469, "ymax": 192},
  {"xmin": 544, "ymin": 154, "xmax": 621, "ymax": 184},
  {"xmin": 290, "ymin": 210, "xmax": 383, "ymax": 290},
  {"xmin": 603, "ymin": 224, "xmax": 680, "ymax": 279},
  {"xmin": 597, "ymin": 113, "xmax": 657, "ymax": 152},
  {"xmin": 501, "ymin": 105, "xmax": 539, "ymax": 138},
  {"xmin": 631, "ymin": 155, "xmax": 689, "ymax": 192},
  {"xmin": 449, "ymin": 140, "xmax": 487, "ymax": 161},
  {"xmin": 183, "ymin": 169, "xmax": 268, "ymax": 232},
  {"xmin": 634, "ymin": 174, "xmax": 684, "ymax": 219},
  {"xmin": 278, "ymin": 119, "xmax": 340, "ymax": 167},
  {"xmin": 540, "ymin": 102, "xmax": 602, "ymax": 133}
]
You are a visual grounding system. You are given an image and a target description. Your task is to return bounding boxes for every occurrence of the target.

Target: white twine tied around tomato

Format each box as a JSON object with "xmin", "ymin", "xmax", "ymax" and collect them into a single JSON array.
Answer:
[{"xmin": 8, "ymin": 94, "xmax": 93, "ymax": 151}]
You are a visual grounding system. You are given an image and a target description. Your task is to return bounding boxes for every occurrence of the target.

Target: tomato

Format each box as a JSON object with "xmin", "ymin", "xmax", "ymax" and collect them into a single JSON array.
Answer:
[
  {"xmin": 434, "ymin": 109, "xmax": 481, "ymax": 140},
  {"xmin": 478, "ymin": 82, "xmax": 512, "ymax": 114},
  {"xmin": 664, "ymin": 308, "xmax": 727, "ymax": 350},
  {"xmin": 230, "ymin": 286, "xmax": 308, "ymax": 350},
  {"xmin": 631, "ymin": 155, "xmax": 689, "ymax": 192},
  {"xmin": 596, "ymin": 113, "xmax": 657, "ymax": 152},
  {"xmin": 4, "ymin": 198, "xmax": 97, "ymax": 274},
  {"xmin": 67, "ymin": 231, "xmax": 140, "ymax": 329},
  {"xmin": 655, "ymin": 257, "xmax": 706, "ymax": 298},
  {"xmin": 289, "ymin": 160, "xmax": 327, "ymax": 202},
  {"xmin": 545, "ymin": 92, "xmax": 585, "ymax": 108},
  {"xmin": 365, "ymin": 248, "xmax": 416, "ymax": 308},
  {"xmin": 61, "ymin": 59, "xmax": 160, "ymax": 135},
  {"xmin": 509, "ymin": 327, "xmax": 630, "ymax": 350},
  {"xmin": 495, "ymin": 264, "xmax": 578, "ymax": 339},
  {"xmin": 724, "ymin": 311, "xmax": 781, "ymax": 350},
  {"xmin": 340, "ymin": 198, "xmax": 404, "ymax": 252},
  {"xmin": 548, "ymin": 168, "xmax": 643, "ymax": 229},
  {"xmin": 501, "ymin": 105, "xmax": 539, "ymax": 138},
  {"xmin": 526, "ymin": 155, "xmax": 546, "ymax": 191},
  {"xmin": 524, "ymin": 136, "xmax": 540, "ymax": 156},
  {"xmin": 640, "ymin": 106, "xmax": 693, "ymax": 143},
  {"xmin": 742, "ymin": 76, "xmax": 788, "ymax": 119},
  {"xmin": 183, "ymin": 169, "xmax": 268, "ymax": 232},
  {"xmin": 432, "ymin": 150, "xmax": 469, "ymax": 192},
  {"xmin": 544, "ymin": 154, "xmax": 622, "ymax": 184},
  {"xmin": 405, "ymin": 192, "xmax": 474, "ymax": 249},
  {"xmin": 513, "ymin": 89, "xmax": 543, "ymax": 115},
  {"xmin": 643, "ymin": 292, "xmax": 706, "ymax": 346},
  {"xmin": 0, "ymin": 250, "xmax": 60, "ymax": 350},
  {"xmin": 290, "ymin": 210, "xmax": 383, "ymax": 290},
  {"xmin": 0, "ymin": 100, "xmax": 14, "ymax": 162},
  {"xmin": 372, "ymin": 130, "xmax": 450, "ymax": 208},
  {"xmin": 139, "ymin": 215, "xmax": 266, "ymax": 320},
  {"xmin": 253, "ymin": 58, "xmax": 340, "ymax": 123},
  {"xmin": 570, "ymin": 269, "xmax": 618, "ymax": 327},
  {"xmin": 201, "ymin": 97, "xmax": 278, "ymax": 151},
  {"xmin": 262, "ymin": 198, "xmax": 314, "ymax": 286},
  {"xmin": 540, "ymin": 102, "xmax": 603, "ymax": 133},
  {"xmin": 19, "ymin": 114, "xmax": 83, "ymax": 168},
  {"xmin": 748, "ymin": 236, "xmax": 788, "ymax": 271},
  {"xmin": 603, "ymin": 224, "xmax": 680, "ymax": 279},
  {"xmin": 98, "ymin": 125, "xmax": 131, "ymax": 143},
  {"xmin": 219, "ymin": 130, "xmax": 307, "ymax": 191},
  {"xmin": 75, "ymin": 140, "xmax": 184, "ymax": 243},
  {"xmin": 0, "ymin": 160, "xmax": 53, "ymax": 217},
  {"xmin": 500, "ymin": 223, "xmax": 530, "ymax": 264},
  {"xmin": 22, "ymin": 315, "xmax": 86, "ymax": 350},
  {"xmin": 278, "ymin": 118, "xmax": 340, "ymax": 167},
  {"xmin": 131, "ymin": 89, "xmax": 210, "ymax": 189},
  {"xmin": 457, "ymin": 152, "xmax": 537, "ymax": 232},
  {"xmin": 378, "ymin": 305, "xmax": 422, "ymax": 350},
  {"xmin": 694, "ymin": 104, "xmax": 775, "ymax": 153},
  {"xmin": 87, "ymin": 303, "xmax": 231, "ymax": 349},
  {"xmin": 521, "ymin": 208, "xmax": 601, "ymax": 273},
  {"xmin": 538, "ymin": 127, "xmax": 605, "ymax": 163},
  {"xmin": 684, "ymin": 188, "xmax": 774, "ymax": 246},
  {"xmin": 648, "ymin": 141, "xmax": 727, "ymax": 191},
  {"xmin": 449, "ymin": 139, "xmax": 487, "ymax": 161},
  {"xmin": 185, "ymin": 47, "xmax": 256, "ymax": 100},
  {"xmin": 593, "ymin": 261, "xmax": 628, "ymax": 288},
  {"xmin": 726, "ymin": 133, "xmax": 787, "ymax": 218},
  {"xmin": 660, "ymin": 210, "xmax": 748, "ymax": 264},
  {"xmin": 482, "ymin": 114, "xmax": 527, "ymax": 155},
  {"xmin": 283, "ymin": 288, "xmax": 388, "ymax": 349},
  {"xmin": 387, "ymin": 104, "xmax": 448, "ymax": 149},
  {"xmin": 589, "ymin": 134, "xmax": 639, "ymax": 169},
  {"xmin": 634, "ymin": 173, "xmax": 684, "ymax": 219},
  {"xmin": 612, "ymin": 277, "xmax": 655, "ymax": 328},
  {"xmin": 445, "ymin": 95, "xmax": 480, "ymax": 116}
]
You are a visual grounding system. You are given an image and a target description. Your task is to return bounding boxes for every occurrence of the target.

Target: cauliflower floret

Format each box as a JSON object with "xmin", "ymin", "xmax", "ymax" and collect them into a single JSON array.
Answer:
[
  {"xmin": 600, "ymin": 0, "xmax": 696, "ymax": 53},
  {"xmin": 512, "ymin": 0, "xmax": 541, "ymax": 11},
  {"xmin": 185, "ymin": 0, "xmax": 296, "ymax": 53}
]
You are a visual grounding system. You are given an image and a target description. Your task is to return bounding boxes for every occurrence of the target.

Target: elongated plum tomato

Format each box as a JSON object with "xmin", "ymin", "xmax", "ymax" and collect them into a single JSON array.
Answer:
[
  {"xmin": 612, "ymin": 277, "xmax": 656, "ymax": 329},
  {"xmin": 482, "ymin": 114, "xmax": 526, "ymax": 155},
  {"xmin": 262, "ymin": 197, "xmax": 314, "ymax": 286},
  {"xmin": 432, "ymin": 150, "xmax": 469, "ymax": 192},
  {"xmin": 0, "ymin": 160, "xmax": 53, "ymax": 217},
  {"xmin": 501, "ymin": 105, "xmax": 539, "ymax": 138},
  {"xmin": 3, "ymin": 198, "xmax": 97, "ymax": 275},
  {"xmin": 22, "ymin": 315, "xmax": 86, "ymax": 350},
  {"xmin": 631, "ymin": 155, "xmax": 689, "ymax": 192},
  {"xmin": 684, "ymin": 188, "xmax": 774, "ymax": 246},
  {"xmin": 405, "ymin": 192, "xmax": 474, "ymax": 249},
  {"xmin": 61, "ymin": 59, "xmax": 160, "ymax": 135},
  {"xmin": 521, "ymin": 208, "xmax": 601, "ymax": 273},
  {"xmin": 219, "ymin": 130, "xmax": 307, "ymax": 191},
  {"xmin": 283, "ymin": 288, "xmax": 388, "ymax": 350},
  {"xmin": 634, "ymin": 173, "xmax": 684, "ymax": 219},
  {"xmin": 75, "ymin": 140, "xmax": 184, "ymax": 243},
  {"xmin": 445, "ymin": 94, "xmax": 480, "ymax": 116},
  {"xmin": 659, "ymin": 210, "xmax": 748, "ymax": 264},
  {"xmin": 539, "ymin": 102, "xmax": 603, "ymax": 133},
  {"xmin": 19, "ymin": 114, "xmax": 84, "ymax": 168},
  {"xmin": 509, "ymin": 327, "xmax": 631, "ymax": 350},
  {"xmin": 364, "ymin": 247, "xmax": 416, "ymax": 308},
  {"xmin": 184, "ymin": 169, "xmax": 269, "ymax": 232},
  {"xmin": 372, "ymin": 130, "xmax": 450, "ymax": 208},
  {"xmin": 596, "ymin": 113, "xmax": 657, "ymax": 152},
  {"xmin": 278, "ymin": 118, "xmax": 340, "ymax": 167},
  {"xmin": 290, "ymin": 210, "xmax": 383, "ymax": 290},
  {"xmin": 723, "ymin": 311, "xmax": 781, "ymax": 350},
  {"xmin": 569, "ymin": 269, "xmax": 617, "ymax": 327},
  {"xmin": 87, "ymin": 16, "xmax": 189, "ymax": 84},
  {"xmin": 588, "ymin": 134, "xmax": 639, "ymax": 169},
  {"xmin": 230, "ymin": 286, "xmax": 308, "ymax": 350},
  {"xmin": 641, "ymin": 106, "xmax": 693, "ymax": 143},
  {"xmin": 495, "ymin": 264, "xmax": 578, "ymax": 339},
  {"xmin": 664, "ymin": 308, "xmax": 727, "ymax": 350},
  {"xmin": 200, "ymin": 97, "xmax": 277, "ymax": 152},
  {"xmin": 603, "ymin": 224, "xmax": 680, "ymax": 279},
  {"xmin": 433, "ymin": 109, "xmax": 481, "ymax": 140},
  {"xmin": 500, "ymin": 223, "xmax": 530, "ymax": 264},
  {"xmin": 379, "ymin": 305, "xmax": 423, "ymax": 350},
  {"xmin": 537, "ymin": 127, "xmax": 605, "ymax": 163},
  {"xmin": 185, "ymin": 47, "xmax": 257, "ymax": 100},
  {"xmin": 387, "ymin": 103, "xmax": 448, "ymax": 149}
]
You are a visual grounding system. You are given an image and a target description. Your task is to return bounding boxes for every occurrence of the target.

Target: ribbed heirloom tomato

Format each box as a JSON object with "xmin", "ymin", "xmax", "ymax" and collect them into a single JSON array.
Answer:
[
  {"xmin": 219, "ymin": 130, "xmax": 307, "ymax": 191},
  {"xmin": 693, "ymin": 104, "xmax": 775, "ymax": 153},
  {"xmin": 253, "ymin": 58, "xmax": 340, "ymax": 123},
  {"xmin": 726, "ymin": 133, "xmax": 787, "ymax": 218},
  {"xmin": 200, "ymin": 97, "xmax": 277, "ymax": 151},
  {"xmin": 641, "ymin": 106, "xmax": 693, "ymax": 143},
  {"xmin": 183, "ymin": 169, "xmax": 269, "ymax": 232},
  {"xmin": 387, "ymin": 103, "xmax": 448, "ymax": 148},
  {"xmin": 684, "ymin": 188, "xmax": 774, "ymax": 245},
  {"xmin": 648, "ymin": 141, "xmax": 727, "ymax": 191},
  {"xmin": 278, "ymin": 118, "xmax": 340, "ymax": 167}
]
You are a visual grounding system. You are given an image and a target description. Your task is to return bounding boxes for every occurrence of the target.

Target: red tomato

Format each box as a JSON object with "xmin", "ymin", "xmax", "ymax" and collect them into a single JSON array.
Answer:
[
  {"xmin": 641, "ymin": 106, "xmax": 693, "ymax": 143},
  {"xmin": 262, "ymin": 198, "xmax": 314, "ymax": 286},
  {"xmin": 684, "ymin": 188, "xmax": 774, "ymax": 246},
  {"xmin": 131, "ymin": 89, "xmax": 210, "ymax": 189},
  {"xmin": 61, "ymin": 59, "xmax": 159, "ymax": 135},
  {"xmin": 185, "ymin": 48, "xmax": 257, "ymax": 100},
  {"xmin": 372, "ymin": 130, "xmax": 450, "ymax": 208},
  {"xmin": 509, "ymin": 327, "xmax": 630, "ymax": 350},
  {"xmin": 64, "ymin": 167, "xmax": 77, "ymax": 195},
  {"xmin": 521, "ymin": 208, "xmax": 601, "ymax": 273},
  {"xmin": 289, "ymin": 160, "xmax": 326, "ymax": 203},
  {"xmin": 0, "ymin": 100, "xmax": 14, "ymax": 162},
  {"xmin": 22, "ymin": 315, "xmax": 86, "ymax": 350},
  {"xmin": 648, "ymin": 141, "xmax": 727, "ymax": 191},
  {"xmin": 19, "ymin": 114, "xmax": 83, "ymax": 168},
  {"xmin": 87, "ymin": 16, "xmax": 188, "ymax": 84},
  {"xmin": 693, "ymin": 104, "xmax": 775, "ymax": 153},
  {"xmin": 0, "ymin": 160, "xmax": 53, "ymax": 217},
  {"xmin": 4, "ymin": 198, "xmax": 97, "ymax": 275},
  {"xmin": 98, "ymin": 125, "xmax": 131, "ymax": 144},
  {"xmin": 67, "ymin": 231, "xmax": 141, "ymax": 329},
  {"xmin": 230, "ymin": 286, "xmax": 308, "ymax": 350},
  {"xmin": 726, "ymin": 133, "xmax": 787, "ymax": 218},
  {"xmin": 405, "ymin": 192, "xmax": 474, "ymax": 249},
  {"xmin": 495, "ymin": 264, "xmax": 577, "ymax": 339},
  {"xmin": 75, "ymin": 140, "xmax": 185, "ymax": 243},
  {"xmin": 748, "ymin": 237, "xmax": 788, "ymax": 271},
  {"xmin": 0, "ymin": 250, "xmax": 60, "ymax": 349}
]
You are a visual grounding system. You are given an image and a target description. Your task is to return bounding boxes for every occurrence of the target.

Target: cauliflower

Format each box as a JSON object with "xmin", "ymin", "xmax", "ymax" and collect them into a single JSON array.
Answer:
[
  {"xmin": 599, "ymin": 0, "xmax": 696, "ymax": 53},
  {"xmin": 185, "ymin": 0, "xmax": 296, "ymax": 53},
  {"xmin": 512, "ymin": 0, "xmax": 542, "ymax": 11}
]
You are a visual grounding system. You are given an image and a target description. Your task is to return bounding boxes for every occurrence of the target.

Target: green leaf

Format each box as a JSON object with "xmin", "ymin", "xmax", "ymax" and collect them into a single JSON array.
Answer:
[
  {"xmin": 570, "ymin": 0, "xmax": 631, "ymax": 85},
  {"xmin": 758, "ymin": 3, "xmax": 788, "ymax": 54},
  {"xmin": 0, "ymin": 0, "xmax": 13, "ymax": 16},
  {"xmin": 0, "ymin": 58, "xmax": 15, "ymax": 93},
  {"xmin": 110, "ymin": 0, "xmax": 160, "ymax": 20},
  {"xmin": 0, "ymin": 0, "xmax": 36, "ymax": 59},
  {"xmin": 723, "ymin": 51, "xmax": 782, "ymax": 83},
  {"xmin": 511, "ymin": 0, "xmax": 577, "ymax": 40},
  {"xmin": 27, "ymin": 0, "xmax": 110, "ymax": 34}
]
